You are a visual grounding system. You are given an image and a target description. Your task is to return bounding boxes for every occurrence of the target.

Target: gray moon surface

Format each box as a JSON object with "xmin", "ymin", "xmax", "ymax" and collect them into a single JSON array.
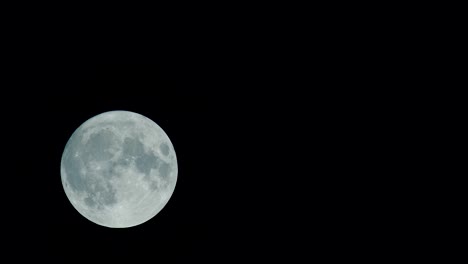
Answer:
[{"xmin": 60, "ymin": 110, "xmax": 178, "ymax": 228}]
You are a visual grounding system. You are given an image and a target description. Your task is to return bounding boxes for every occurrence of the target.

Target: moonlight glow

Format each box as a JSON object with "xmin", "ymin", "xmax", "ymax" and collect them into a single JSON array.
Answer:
[{"xmin": 60, "ymin": 110, "xmax": 178, "ymax": 228}]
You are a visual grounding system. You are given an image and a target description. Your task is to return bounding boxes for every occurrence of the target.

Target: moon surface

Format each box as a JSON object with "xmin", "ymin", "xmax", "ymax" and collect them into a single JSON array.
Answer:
[{"xmin": 60, "ymin": 110, "xmax": 177, "ymax": 228}]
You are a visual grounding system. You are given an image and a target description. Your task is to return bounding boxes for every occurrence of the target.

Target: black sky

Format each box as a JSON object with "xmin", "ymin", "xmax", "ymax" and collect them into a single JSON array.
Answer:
[
  {"xmin": 2, "ymin": 11, "xmax": 421, "ymax": 261},
  {"xmin": 6, "ymin": 60, "xmax": 300, "ymax": 262}
]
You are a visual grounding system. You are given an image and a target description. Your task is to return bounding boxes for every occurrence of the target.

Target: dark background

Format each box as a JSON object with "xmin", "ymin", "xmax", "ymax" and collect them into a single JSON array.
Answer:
[
  {"xmin": 41, "ymin": 64, "xmax": 214, "ymax": 262},
  {"xmin": 3, "ymin": 52, "xmax": 417, "ymax": 261},
  {"xmin": 4, "ymin": 60, "xmax": 385, "ymax": 261},
  {"xmin": 3, "ymin": 49, "xmax": 414, "ymax": 261},
  {"xmin": 2, "ymin": 7, "xmax": 432, "ymax": 261},
  {"xmin": 7, "ymin": 60, "xmax": 305, "ymax": 262}
]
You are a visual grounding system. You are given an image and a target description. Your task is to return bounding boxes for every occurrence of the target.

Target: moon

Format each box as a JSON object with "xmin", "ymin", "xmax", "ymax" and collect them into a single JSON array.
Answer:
[{"xmin": 60, "ymin": 110, "xmax": 178, "ymax": 228}]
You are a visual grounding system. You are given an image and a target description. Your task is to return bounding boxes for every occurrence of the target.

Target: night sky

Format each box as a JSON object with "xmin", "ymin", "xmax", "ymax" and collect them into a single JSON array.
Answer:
[
  {"xmin": 3, "ymin": 28, "xmax": 341, "ymax": 260},
  {"xmin": 7, "ymin": 61, "xmax": 295, "ymax": 262}
]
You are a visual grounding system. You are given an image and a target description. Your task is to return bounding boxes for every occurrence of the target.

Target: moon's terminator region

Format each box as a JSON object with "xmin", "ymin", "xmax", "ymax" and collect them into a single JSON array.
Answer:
[{"xmin": 60, "ymin": 110, "xmax": 178, "ymax": 228}]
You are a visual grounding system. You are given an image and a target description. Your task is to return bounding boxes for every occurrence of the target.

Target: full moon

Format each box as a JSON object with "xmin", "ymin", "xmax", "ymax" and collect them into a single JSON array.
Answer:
[{"xmin": 60, "ymin": 110, "xmax": 178, "ymax": 228}]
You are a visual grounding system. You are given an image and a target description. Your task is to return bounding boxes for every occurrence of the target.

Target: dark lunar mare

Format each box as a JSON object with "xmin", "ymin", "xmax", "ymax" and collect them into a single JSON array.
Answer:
[
  {"xmin": 81, "ymin": 129, "xmax": 116, "ymax": 163},
  {"xmin": 63, "ymin": 124, "xmax": 173, "ymax": 211},
  {"xmin": 120, "ymin": 136, "xmax": 171, "ymax": 191},
  {"xmin": 158, "ymin": 162, "xmax": 171, "ymax": 180},
  {"xmin": 160, "ymin": 142, "xmax": 169, "ymax": 156},
  {"xmin": 62, "ymin": 128, "xmax": 119, "ymax": 209}
]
